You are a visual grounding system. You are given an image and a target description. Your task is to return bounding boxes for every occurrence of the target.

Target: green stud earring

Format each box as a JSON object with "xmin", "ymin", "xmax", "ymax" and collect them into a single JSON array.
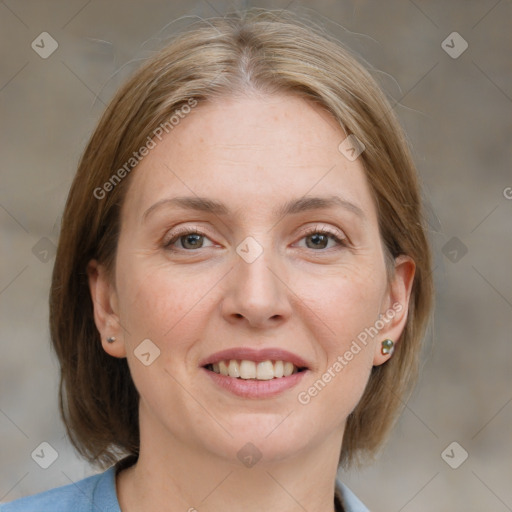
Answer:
[{"xmin": 381, "ymin": 339, "xmax": 394, "ymax": 356}]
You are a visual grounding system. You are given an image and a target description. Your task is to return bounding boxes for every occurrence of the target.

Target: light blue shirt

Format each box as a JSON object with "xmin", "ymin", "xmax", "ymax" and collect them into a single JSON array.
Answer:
[{"xmin": 0, "ymin": 467, "xmax": 369, "ymax": 511}]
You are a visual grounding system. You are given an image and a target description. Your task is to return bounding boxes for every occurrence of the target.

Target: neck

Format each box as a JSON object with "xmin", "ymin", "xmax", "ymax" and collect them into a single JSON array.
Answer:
[{"xmin": 116, "ymin": 410, "xmax": 344, "ymax": 512}]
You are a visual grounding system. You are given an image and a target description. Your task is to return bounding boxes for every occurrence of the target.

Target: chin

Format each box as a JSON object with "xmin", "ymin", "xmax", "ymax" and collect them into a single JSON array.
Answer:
[{"xmin": 208, "ymin": 419, "xmax": 316, "ymax": 464}]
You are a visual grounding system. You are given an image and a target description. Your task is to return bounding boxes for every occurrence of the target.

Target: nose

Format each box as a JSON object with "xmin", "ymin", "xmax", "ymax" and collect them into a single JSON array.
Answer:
[{"xmin": 220, "ymin": 247, "xmax": 292, "ymax": 330}]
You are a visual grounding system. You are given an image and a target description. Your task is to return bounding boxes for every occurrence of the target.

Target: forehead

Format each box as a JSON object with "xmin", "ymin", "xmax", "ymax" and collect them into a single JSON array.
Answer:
[{"xmin": 121, "ymin": 93, "xmax": 377, "ymax": 224}]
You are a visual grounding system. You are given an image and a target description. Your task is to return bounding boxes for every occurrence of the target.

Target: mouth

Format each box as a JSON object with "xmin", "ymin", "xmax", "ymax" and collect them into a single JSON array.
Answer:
[
  {"xmin": 200, "ymin": 349, "xmax": 310, "ymax": 399},
  {"xmin": 203, "ymin": 359, "xmax": 307, "ymax": 380}
]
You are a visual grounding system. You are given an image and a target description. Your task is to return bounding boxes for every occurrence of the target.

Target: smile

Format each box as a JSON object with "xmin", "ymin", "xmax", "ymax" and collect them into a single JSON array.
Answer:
[{"xmin": 204, "ymin": 359, "xmax": 305, "ymax": 380}]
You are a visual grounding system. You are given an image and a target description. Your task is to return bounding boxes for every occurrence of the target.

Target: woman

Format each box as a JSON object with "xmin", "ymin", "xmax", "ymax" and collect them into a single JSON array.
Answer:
[{"xmin": 1, "ymin": 9, "xmax": 433, "ymax": 512}]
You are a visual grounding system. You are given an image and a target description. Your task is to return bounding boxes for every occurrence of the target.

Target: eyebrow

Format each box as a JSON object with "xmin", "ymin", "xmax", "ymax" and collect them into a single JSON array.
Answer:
[{"xmin": 142, "ymin": 194, "xmax": 367, "ymax": 223}]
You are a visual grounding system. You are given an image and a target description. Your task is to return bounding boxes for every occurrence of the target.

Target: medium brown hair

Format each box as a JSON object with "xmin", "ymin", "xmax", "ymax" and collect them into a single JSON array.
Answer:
[{"xmin": 50, "ymin": 8, "xmax": 433, "ymax": 469}]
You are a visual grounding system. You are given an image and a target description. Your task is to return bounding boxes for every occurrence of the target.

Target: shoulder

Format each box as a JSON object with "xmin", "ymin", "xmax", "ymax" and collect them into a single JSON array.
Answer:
[
  {"xmin": 0, "ymin": 467, "xmax": 120, "ymax": 512},
  {"xmin": 336, "ymin": 477, "xmax": 370, "ymax": 512}
]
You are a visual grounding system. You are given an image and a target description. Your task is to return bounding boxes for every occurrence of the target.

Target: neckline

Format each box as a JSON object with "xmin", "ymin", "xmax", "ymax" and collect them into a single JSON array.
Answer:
[
  {"xmin": 112, "ymin": 455, "xmax": 347, "ymax": 512},
  {"xmin": 334, "ymin": 482, "xmax": 346, "ymax": 512}
]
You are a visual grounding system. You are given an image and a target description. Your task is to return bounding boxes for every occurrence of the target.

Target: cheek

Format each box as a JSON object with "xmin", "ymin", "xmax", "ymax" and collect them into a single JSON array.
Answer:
[
  {"xmin": 297, "ymin": 273, "xmax": 384, "ymax": 415},
  {"xmin": 114, "ymin": 262, "xmax": 210, "ymax": 399},
  {"xmin": 116, "ymin": 258, "xmax": 217, "ymax": 346},
  {"xmin": 294, "ymin": 260, "xmax": 386, "ymax": 404},
  {"xmin": 299, "ymin": 263, "xmax": 386, "ymax": 342}
]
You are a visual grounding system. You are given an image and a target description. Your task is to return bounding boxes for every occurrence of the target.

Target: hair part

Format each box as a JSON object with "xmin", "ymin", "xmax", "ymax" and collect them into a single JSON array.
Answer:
[{"xmin": 50, "ymin": 8, "xmax": 433, "ymax": 469}]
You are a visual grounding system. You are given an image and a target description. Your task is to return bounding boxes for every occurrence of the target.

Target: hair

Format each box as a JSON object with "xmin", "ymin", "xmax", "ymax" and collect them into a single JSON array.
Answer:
[{"xmin": 50, "ymin": 8, "xmax": 433, "ymax": 470}]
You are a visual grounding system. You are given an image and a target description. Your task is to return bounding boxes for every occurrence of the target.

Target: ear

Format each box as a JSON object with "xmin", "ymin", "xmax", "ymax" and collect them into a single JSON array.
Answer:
[
  {"xmin": 87, "ymin": 259, "xmax": 127, "ymax": 358},
  {"xmin": 373, "ymin": 255, "xmax": 416, "ymax": 366}
]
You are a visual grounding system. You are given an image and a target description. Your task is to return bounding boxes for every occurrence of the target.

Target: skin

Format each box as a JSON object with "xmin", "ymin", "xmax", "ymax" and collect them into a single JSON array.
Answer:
[{"xmin": 88, "ymin": 92, "xmax": 415, "ymax": 512}]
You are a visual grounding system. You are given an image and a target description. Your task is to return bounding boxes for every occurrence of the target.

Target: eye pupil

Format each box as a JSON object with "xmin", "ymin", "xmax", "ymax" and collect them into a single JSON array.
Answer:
[
  {"xmin": 182, "ymin": 234, "xmax": 203, "ymax": 249},
  {"xmin": 306, "ymin": 233, "xmax": 328, "ymax": 249}
]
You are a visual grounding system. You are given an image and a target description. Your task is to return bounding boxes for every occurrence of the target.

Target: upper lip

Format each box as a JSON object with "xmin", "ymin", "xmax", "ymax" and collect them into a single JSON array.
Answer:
[{"xmin": 199, "ymin": 347, "xmax": 310, "ymax": 369}]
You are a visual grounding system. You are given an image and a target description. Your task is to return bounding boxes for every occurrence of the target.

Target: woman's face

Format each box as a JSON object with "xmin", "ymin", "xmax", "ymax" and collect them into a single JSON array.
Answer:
[{"xmin": 89, "ymin": 93, "xmax": 414, "ymax": 464}]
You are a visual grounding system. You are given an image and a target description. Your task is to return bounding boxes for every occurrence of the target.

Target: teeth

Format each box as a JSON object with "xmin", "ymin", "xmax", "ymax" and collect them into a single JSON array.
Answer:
[
  {"xmin": 239, "ymin": 360, "xmax": 256, "ymax": 379},
  {"xmin": 256, "ymin": 361, "xmax": 274, "ymax": 380},
  {"xmin": 283, "ymin": 361, "xmax": 294, "ymax": 377},
  {"xmin": 228, "ymin": 360, "xmax": 240, "ymax": 378},
  {"xmin": 218, "ymin": 360, "xmax": 229, "ymax": 376},
  {"xmin": 209, "ymin": 359, "xmax": 302, "ymax": 380}
]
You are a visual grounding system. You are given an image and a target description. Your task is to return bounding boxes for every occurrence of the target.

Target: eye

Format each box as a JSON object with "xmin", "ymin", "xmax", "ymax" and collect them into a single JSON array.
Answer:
[
  {"xmin": 164, "ymin": 228, "xmax": 216, "ymax": 251},
  {"xmin": 295, "ymin": 226, "xmax": 348, "ymax": 250},
  {"xmin": 163, "ymin": 225, "xmax": 348, "ymax": 253}
]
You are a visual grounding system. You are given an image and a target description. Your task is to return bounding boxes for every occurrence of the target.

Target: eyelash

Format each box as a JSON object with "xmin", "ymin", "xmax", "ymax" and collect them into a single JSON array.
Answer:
[{"xmin": 163, "ymin": 225, "xmax": 348, "ymax": 252}]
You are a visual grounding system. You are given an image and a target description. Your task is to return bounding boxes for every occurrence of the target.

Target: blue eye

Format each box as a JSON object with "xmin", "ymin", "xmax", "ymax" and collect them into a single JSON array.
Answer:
[
  {"xmin": 297, "ymin": 228, "xmax": 348, "ymax": 250},
  {"xmin": 164, "ymin": 229, "xmax": 215, "ymax": 251},
  {"xmin": 163, "ymin": 226, "xmax": 347, "ymax": 253}
]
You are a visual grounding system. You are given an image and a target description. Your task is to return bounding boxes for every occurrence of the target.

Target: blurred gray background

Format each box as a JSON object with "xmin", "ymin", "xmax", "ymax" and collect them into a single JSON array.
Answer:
[{"xmin": 1, "ymin": 0, "xmax": 511, "ymax": 510}]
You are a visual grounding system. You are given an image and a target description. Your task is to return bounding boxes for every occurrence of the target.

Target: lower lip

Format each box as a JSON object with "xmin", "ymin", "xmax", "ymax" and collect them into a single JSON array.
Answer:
[{"xmin": 201, "ymin": 367, "xmax": 308, "ymax": 399}]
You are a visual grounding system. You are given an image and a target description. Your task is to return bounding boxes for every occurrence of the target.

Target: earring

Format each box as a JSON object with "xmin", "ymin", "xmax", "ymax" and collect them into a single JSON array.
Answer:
[
  {"xmin": 381, "ymin": 339, "xmax": 394, "ymax": 356},
  {"xmin": 106, "ymin": 336, "xmax": 116, "ymax": 343}
]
